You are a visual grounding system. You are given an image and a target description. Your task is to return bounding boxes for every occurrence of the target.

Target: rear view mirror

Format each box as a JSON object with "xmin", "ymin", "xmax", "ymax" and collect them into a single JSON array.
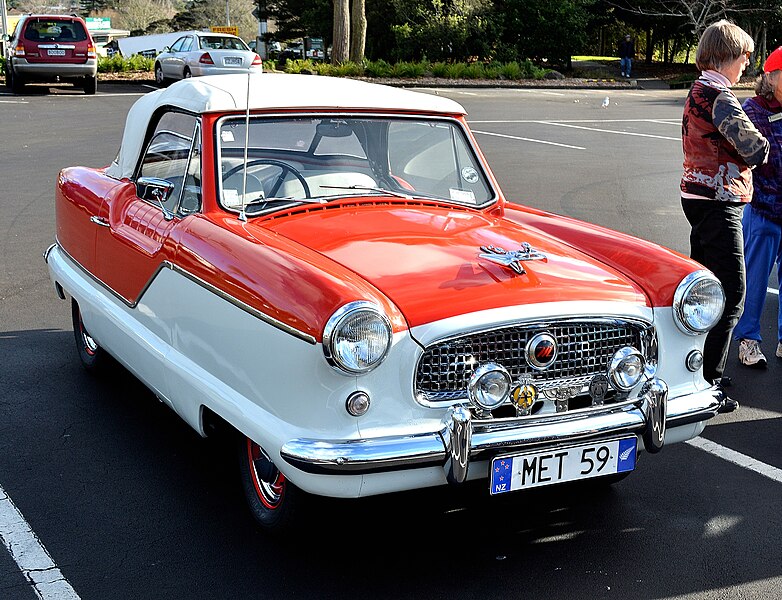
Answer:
[{"xmin": 316, "ymin": 119, "xmax": 353, "ymax": 138}]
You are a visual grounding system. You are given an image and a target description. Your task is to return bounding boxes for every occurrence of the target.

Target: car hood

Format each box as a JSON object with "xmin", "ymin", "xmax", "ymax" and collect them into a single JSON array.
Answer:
[{"xmin": 261, "ymin": 202, "xmax": 649, "ymax": 327}]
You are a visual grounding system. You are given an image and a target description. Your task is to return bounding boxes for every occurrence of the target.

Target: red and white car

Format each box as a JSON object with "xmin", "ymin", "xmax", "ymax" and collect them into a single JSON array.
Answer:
[{"xmin": 45, "ymin": 74, "xmax": 730, "ymax": 532}]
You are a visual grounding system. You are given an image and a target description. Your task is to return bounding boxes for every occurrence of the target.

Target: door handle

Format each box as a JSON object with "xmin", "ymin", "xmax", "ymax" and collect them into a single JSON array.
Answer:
[{"xmin": 90, "ymin": 216, "xmax": 110, "ymax": 227}]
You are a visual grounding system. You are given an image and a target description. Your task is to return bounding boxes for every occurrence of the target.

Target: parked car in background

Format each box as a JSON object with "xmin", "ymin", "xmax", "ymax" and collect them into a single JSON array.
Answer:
[
  {"xmin": 46, "ymin": 73, "xmax": 732, "ymax": 534},
  {"xmin": 3, "ymin": 14, "xmax": 98, "ymax": 94},
  {"xmin": 154, "ymin": 31, "xmax": 262, "ymax": 85}
]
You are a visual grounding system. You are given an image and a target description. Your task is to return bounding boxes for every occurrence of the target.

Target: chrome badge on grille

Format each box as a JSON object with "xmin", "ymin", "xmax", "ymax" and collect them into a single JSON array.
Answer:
[
  {"xmin": 526, "ymin": 332, "xmax": 557, "ymax": 370},
  {"xmin": 478, "ymin": 242, "xmax": 546, "ymax": 275}
]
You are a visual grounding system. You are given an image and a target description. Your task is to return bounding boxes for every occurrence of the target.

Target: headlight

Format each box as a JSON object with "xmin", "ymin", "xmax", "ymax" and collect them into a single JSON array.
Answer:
[
  {"xmin": 468, "ymin": 363, "xmax": 512, "ymax": 411},
  {"xmin": 609, "ymin": 347, "xmax": 645, "ymax": 391},
  {"xmin": 323, "ymin": 301, "xmax": 392, "ymax": 374},
  {"xmin": 673, "ymin": 270, "xmax": 725, "ymax": 335}
]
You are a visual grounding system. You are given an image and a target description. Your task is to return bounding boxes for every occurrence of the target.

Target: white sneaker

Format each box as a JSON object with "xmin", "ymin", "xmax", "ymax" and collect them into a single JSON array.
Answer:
[
  {"xmin": 738, "ymin": 339, "xmax": 767, "ymax": 368},
  {"xmin": 776, "ymin": 342, "xmax": 782, "ymax": 358},
  {"xmin": 621, "ymin": 72, "xmax": 625, "ymax": 77}
]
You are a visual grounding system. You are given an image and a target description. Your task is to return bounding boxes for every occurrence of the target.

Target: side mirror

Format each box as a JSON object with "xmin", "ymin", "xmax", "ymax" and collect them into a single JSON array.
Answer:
[{"xmin": 136, "ymin": 177, "xmax": 175, "ymax": 220}]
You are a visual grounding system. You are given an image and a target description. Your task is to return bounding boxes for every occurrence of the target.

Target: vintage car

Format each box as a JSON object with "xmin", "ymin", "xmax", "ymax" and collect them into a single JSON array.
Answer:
[{"xmin": 45, "ymin": 73, "xmax": 731, "ymax": 532}]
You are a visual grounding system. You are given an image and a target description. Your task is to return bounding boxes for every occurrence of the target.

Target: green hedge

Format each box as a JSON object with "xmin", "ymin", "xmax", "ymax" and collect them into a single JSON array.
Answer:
[
  {"xmin": 98, "ymin": 54, "xmax": 155, "ymax": 73},
  {"xmin": 281, "ymin": 58, "xmax": 551, "ymax": 80},
  {"xmin": 93, "ymin": 54, "xmax": 551, "ymax": 81}
]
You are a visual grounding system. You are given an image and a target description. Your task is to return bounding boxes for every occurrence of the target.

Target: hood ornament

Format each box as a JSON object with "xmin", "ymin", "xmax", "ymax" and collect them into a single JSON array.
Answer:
[{"xmin": 479, "ymin": 242, "xmax": 546, "ymax": 275}]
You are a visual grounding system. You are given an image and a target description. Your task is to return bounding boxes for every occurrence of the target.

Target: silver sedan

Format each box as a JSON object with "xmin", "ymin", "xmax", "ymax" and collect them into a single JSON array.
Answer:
[{"xmin": 154, "ymin": 32, "xmax": 262, "ymax": 84}]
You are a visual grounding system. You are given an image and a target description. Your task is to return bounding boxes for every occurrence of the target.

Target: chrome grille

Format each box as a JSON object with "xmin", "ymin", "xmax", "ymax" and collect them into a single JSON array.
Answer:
[{"xmin": 415, "ymin": 320, "xmax": 646, "ymax": 403}]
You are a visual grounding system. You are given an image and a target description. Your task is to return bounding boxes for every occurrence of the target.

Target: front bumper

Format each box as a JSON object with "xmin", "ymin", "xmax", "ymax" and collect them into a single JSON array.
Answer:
[{"xmin": 280, "ymin": 378, "xmax": 726, "ymax": 482}]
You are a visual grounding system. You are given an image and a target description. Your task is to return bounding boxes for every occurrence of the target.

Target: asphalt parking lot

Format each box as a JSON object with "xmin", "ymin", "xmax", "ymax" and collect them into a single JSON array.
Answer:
[{"xmin": 1, "ymin": 82, "xmax": 781, "ymax": 600}]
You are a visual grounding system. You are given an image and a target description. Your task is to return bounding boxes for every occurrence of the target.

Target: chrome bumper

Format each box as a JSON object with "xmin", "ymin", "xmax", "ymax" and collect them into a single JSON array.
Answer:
[{"xmin": 280, "ymin": 378, "xmax": 726, "ymax": 481}]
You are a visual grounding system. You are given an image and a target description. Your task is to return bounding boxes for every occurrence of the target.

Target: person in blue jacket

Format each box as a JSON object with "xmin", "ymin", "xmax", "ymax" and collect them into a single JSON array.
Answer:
[{"xmin": 734, "ymin": 46, "xmax": 782, "ymax": 368}]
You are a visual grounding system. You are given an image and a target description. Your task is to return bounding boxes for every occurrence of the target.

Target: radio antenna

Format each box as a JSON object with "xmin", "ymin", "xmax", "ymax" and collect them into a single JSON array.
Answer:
[{"xmin": 238, "ymin": 70, "xmax": 251, "ymax": 222}]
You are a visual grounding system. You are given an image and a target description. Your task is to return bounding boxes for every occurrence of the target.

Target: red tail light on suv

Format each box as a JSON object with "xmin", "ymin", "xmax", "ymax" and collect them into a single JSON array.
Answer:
[{"xmin": 4, "ymin": 14, "xmax": 99, "ymax": 95}]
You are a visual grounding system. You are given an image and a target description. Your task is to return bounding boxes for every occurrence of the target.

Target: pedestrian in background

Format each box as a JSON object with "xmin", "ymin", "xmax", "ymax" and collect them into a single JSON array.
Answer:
[
  {"xmin": 619, "ymin": 34, "xmax": 634, "ymax": 78},
  {"xmin": 680, "ymin": 20, "xmax": 769, "ymax": 408},
  {"xmin": 734, "ymin": 46, "xmax": 782, "ymax": 368}
]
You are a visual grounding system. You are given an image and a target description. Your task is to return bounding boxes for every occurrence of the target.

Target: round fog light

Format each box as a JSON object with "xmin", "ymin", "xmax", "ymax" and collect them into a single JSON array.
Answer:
[
  {"xmin": 468, "ymin": 363, "xmax": 512, "ymax": 411},
  {"xmin": 685, "ymin": 349, "xmax": 703, "ymax": 372},
  {"xmin": 346, "ymin": 391, "xmax": 370, "ymax": 416},
  {"xmin": 609, "ymin": 347, "xmax": 645, "ymax": 391}
]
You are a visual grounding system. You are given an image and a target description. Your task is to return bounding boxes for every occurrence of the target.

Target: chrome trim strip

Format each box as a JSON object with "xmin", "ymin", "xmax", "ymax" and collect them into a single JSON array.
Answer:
[
  {"xmin": 280, "ymin": 382, "xmax": 723, "ymax": 476},
  {"xmin": 49, "ymin": 242, "xmax": 316, "ymax": 344}
]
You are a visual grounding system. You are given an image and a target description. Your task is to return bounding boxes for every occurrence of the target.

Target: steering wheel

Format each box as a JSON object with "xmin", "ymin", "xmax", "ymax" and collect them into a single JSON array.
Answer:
[{"xmin": 223, "ymin": 159, "xmax": 311, "ymax": 199}]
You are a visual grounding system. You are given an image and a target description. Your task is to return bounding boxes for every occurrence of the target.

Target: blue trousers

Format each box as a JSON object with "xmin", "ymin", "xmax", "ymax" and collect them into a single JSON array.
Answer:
[
  {"xmin": 620, "ymin": 57, "xmax": 632, "ymax": 75},
  {"xmin": 733, "ymin": 205, "xmax": 782, "ymax": 344}
]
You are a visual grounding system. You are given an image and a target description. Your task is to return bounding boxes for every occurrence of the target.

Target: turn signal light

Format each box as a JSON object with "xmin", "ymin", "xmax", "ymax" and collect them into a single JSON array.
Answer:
[{"xmin": 87, "ymin": 45, "xmax": 97, "ymax": 59}]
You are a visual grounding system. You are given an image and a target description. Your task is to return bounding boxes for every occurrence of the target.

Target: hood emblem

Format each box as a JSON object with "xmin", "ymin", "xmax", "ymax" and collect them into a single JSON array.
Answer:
[
  {"xmin": 479, "ymin": 242, "xmax": 546, "ymax": 275},
  {"xmin": 525, "ymin": 332, "xmax": 557, "ymax": 370}
]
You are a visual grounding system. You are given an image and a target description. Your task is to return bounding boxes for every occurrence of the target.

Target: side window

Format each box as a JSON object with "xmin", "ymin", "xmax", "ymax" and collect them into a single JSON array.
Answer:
[
  {"xmin": 170, "ymin": 37, "xmax": 185, "ymax": 52},
  {"xmin": 181, "ymin": 37, "xmax": 193, "ymax": 52},
  {"xmin": 138, "ymin": 112, "xmax": 201, "ymax": 215}
]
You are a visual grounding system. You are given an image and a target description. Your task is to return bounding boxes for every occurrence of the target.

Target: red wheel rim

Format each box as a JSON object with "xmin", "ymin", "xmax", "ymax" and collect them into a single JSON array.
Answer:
[
  {"xmin": 78, "ymin": 314, "xmax": 98, "ymax": 356},
  {"xmin": 246, "ymin": 439, "xmax": 285, "ymax": 510}
]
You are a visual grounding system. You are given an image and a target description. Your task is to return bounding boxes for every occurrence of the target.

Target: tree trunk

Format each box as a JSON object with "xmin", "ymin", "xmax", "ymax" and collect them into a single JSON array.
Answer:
[
  {"xmin": 332, "ymin": 0, "xmax": 349, "ymax": 65},
  {"xmin": 349, "ymin": 0, "xmax": 366, "ymax": 63},
  {"xmin": 645, "ymin": 28, "xmax": 652, "ymax": 64}
]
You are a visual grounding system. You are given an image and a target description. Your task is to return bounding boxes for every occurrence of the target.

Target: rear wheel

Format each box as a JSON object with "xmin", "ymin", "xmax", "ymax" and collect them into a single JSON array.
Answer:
[
  {"xmin": 71, "ymin": 299, "xmax": 108, "ymax": 372},
  {"xmin": 183, "ymin": 67, "xmax": 192, "ymax": 79},
  {"xmin": 238, "ymin": 436, "xmax": 303, "ymax": 533},
  {"xmin": 8, "ymin": 67, "xmax": 25, "ymax": 94},
  {"xmin": 83, "ymin": 75, "xmax": 97, "ymax": 95},
  {"xmin": 154, "ymin": 63, "xmax": 168, "ymax": 86}
]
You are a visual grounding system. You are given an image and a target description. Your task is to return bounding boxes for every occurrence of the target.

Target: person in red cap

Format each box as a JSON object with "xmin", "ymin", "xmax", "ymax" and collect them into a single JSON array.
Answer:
[
  {"xmin": 733, "ymin": 46, "xmax": 782, "ymax": 368},
  {"xmin": 680, "ymin": 20, "xmax": 770, "ymax": 411}
]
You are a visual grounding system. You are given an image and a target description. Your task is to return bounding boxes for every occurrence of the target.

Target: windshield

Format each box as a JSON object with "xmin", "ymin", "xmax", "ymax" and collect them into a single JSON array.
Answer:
[{"xmin": 216, "ymin": 115, "xmax": 495, "ymax": 215}]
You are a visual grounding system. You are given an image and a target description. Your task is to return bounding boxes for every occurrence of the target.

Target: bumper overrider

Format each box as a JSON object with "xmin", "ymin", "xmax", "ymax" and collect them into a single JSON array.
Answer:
[{"xmin": 280, "ymin": 378, "xmax": 727, "ymax": 482}]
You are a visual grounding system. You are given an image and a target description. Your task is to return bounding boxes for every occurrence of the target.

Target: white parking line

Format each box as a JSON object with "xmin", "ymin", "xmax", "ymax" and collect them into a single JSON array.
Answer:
[
  {"xmin": 539, "ymin": 120, "xmax": 681, "ymax": 141},
  {"xmin": 687, "ymin": 437, "xmax": 782, "ymax": 484},
  {"xmin": 472, "ymin": 129, "xmax": 585, "ymax": 150},
  {"xmin": 0, "ymin": 484, "xmax": 80, "ymax": 599}
]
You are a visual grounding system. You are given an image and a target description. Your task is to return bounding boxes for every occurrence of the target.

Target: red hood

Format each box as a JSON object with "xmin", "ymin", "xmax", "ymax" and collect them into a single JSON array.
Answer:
[{"xmin": 260, "ymin": 202, "xmax": 648, "ymax": 327}]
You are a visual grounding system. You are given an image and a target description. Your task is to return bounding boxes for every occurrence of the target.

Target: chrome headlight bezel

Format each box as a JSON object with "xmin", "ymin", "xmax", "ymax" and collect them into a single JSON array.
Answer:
[
  {"xmin": 467, "ymin": 362, "xmax": 512, "ymax": 411},
  {"xmin": 609, "ymin": 346, "xmax": 646, "ymax": 391},
  {"xmin": 673, "ymin": 270, "xmax": 725, "ymax": 335},
  {"xmin": 323, "ymin": 301, "xmax": 392, "ymax": 375}
]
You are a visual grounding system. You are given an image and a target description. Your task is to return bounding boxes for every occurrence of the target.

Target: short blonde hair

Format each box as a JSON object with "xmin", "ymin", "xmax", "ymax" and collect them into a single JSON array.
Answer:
[{"xmin": 696, "ymin": 20, "xmax": 755, "ymax": 72}]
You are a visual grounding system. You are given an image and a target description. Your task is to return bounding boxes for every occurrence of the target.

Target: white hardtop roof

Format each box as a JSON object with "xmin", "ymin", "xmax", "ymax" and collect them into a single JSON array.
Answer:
[{"xmin": 106, "ymin": 73, "xmax": 467, "ymax": 180}]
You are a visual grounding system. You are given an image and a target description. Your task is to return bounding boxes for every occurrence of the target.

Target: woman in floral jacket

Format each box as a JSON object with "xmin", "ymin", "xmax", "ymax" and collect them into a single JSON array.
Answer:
[{"xmin": 680, "ymin": 20, "xmax": 769, "ymax": 404}]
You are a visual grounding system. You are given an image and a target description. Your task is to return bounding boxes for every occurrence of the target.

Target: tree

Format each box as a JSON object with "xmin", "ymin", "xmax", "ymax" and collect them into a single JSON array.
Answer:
[
  {"xmin": 349, "ymin": 0, "xmax": 367, "ymax": 63},
  {"xmin": 107, "ymin": 0, "xmax": 181, "ymax": 34},
  {"xmin": 332, "ymin": 0, "xmax": 349, "ymax": 63}
]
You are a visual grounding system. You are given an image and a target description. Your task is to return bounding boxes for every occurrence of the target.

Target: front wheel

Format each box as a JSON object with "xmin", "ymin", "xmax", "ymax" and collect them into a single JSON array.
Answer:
[
  {"xmin": 71, "ymin": 299, "xmax": 108, "ymax": 372},
  {"xmin": 238, "ymin": 436, "xmax": 303, "ymax": 533}
]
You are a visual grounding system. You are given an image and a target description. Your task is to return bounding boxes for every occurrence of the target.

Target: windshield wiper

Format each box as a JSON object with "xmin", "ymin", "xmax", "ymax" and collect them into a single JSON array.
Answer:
[
  {"xmin": 318, "ymin": 184, "xmax": 413, "ymax": 199},
  {"xmin": 243, "ymin": 195, "xmax": 329, "ymax": 207}
]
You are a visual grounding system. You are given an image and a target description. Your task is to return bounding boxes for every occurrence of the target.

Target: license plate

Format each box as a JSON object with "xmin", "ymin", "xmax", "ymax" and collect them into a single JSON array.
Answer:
[
  {"xmin": 48, "ymin": 49, "xmax": 66, "ymax": 56},
  {"xmin": 224, "ymin": 57, "xmax": 242, "ymax": 66},
  {"xmin": 489, "ymin": 436, "xmax": 637, "ymax": 495}
]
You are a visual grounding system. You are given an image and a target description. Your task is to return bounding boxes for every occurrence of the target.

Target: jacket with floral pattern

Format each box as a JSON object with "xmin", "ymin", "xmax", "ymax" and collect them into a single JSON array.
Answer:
[{"xmin": 681, "ymin": 76, "xmax": 769, "ymax": 202}]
